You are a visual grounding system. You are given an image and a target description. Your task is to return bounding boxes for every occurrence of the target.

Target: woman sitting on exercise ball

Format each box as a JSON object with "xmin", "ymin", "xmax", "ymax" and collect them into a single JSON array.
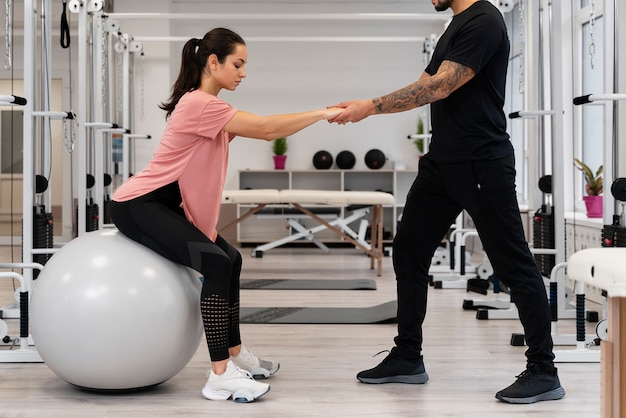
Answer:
[{"xmin": 111, "ymin": 27, "xmax": 342, "ymax": 403}]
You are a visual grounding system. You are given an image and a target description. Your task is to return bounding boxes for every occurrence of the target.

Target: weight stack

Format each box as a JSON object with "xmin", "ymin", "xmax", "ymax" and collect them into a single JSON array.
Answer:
[
  {"xmin": 76, "ymin": 199, "xmax": 100, "ymax": 232},
  {"xmin": 601, "ymin": 220, "xmax": 626, "ymax": 247},
  {"xmin": 86, "ymin": 199, "xmax": 99, "ymax": 232},
  {"xmin": 103, "ymin": 195, "xmax": 112, "ymax": 225},
  {"xmin": 31, "ymin": 205, "xmax": 54, "ymax": 279},
  {"xmin": 533, "ymin": 205, "xmax": 555, "ymax": 277}
]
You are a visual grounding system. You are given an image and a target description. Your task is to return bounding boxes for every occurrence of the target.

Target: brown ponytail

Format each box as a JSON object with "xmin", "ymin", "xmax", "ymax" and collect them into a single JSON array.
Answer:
[{"xmin": 159, "ymin": 28, "xmax": 245, "ymax": 119}]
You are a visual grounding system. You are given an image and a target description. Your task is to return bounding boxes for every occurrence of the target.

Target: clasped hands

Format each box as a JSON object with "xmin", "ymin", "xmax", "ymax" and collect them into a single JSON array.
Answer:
[{"xmin": 325, "ymin": 99, "xmax": 375, "ymax": 125}]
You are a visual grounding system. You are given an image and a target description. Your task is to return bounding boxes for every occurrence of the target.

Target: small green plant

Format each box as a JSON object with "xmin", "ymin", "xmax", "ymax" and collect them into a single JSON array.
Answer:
[
  {"xmin": 272, "ymin": 137, "xmax": 288, "ymax": 156},
  {"xmin": 574, "ymin": 158, "xmax": 603, "ymax": 196},
  {"xmin": 413, "ymin": 117, "xmax": 424, "ymax": 154}
]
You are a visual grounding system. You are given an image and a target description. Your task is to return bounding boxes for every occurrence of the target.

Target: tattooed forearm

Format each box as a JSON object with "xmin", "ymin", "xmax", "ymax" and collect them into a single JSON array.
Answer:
[{"xmin": 372, "ymin": 60, "xmax": 475, "ymax": 115}]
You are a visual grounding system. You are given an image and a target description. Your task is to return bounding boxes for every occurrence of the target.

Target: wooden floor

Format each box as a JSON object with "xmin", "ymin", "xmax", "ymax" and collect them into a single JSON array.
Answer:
[{"xmin": 0, "ymin": 244, "xmax": 601, "ymax": 417}]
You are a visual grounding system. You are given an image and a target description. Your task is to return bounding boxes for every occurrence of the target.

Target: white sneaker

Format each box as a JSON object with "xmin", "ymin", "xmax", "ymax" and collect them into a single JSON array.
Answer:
[
  {"xmin": 231, "ymin": 344, "xmax": 280, "ymax": 379},
  {"xmin": 202, "ymin": 361, "xmax": 270, "ymax": 403}
]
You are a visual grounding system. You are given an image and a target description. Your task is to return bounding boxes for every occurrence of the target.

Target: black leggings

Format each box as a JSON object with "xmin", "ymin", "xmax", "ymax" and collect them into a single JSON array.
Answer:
[{"xmin": 110, "ymin": 182, "xmax": 241, "ymax": 362}]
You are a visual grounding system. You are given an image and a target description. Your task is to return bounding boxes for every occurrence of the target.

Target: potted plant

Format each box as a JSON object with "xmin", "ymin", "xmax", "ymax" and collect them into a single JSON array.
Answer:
[
  {"xmin": 272, "ymin": 137, "xmax": 288, "ymax": 170},
  {"xmin": 574, "ymin": 158, "xmax": 603, "ymax": 218},
  {"xmin": 413, "ymin": 117, "xmax": 425, "ymax": 157}
]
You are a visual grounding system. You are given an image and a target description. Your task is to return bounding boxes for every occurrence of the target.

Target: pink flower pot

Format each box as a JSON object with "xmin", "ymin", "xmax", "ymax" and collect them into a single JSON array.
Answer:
[
  {"xmin": 583, "ymin": 195, "xmax": 603, "ymax": 218},
  {"xmin": 273, "ymin": 155, "xmax": 287, "ymax": 170}
]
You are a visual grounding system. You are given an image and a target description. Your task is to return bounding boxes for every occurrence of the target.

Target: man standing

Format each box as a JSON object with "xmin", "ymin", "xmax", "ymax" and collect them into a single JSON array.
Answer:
[{"xmin": 330, "ymin": 0, "xmax": 564, "ymax": 404}]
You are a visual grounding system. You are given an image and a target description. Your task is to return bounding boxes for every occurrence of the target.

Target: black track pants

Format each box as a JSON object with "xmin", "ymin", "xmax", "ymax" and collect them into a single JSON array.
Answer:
[{"xmin": 392, "ymin": 154, "xmax": 555, "ymax": 365}]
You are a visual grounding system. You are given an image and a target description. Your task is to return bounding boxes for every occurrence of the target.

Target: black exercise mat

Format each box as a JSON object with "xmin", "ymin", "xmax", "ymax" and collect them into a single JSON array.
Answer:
[
  {"xmin": 240, "ymin": 278, "xmax": 377, "ymax": 290},
  {"xmin": 239, "ymin": 300, "xmax": 397, "ymax": 324}
]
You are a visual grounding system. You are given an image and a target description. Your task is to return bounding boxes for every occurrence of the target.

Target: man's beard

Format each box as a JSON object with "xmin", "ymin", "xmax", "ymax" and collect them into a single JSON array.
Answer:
[{"xmin": 434, "ymin": 0, "xmax": 452, "ymax": 12}]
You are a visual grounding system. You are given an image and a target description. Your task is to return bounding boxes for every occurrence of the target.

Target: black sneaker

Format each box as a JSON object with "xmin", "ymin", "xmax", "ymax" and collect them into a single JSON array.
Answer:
[
  {"xmin": 495, "ymin": 363, "xmax": 565, "ymax": 404},
  {"xmin": 357, "ymin": 348, "xmax": 429, "ymax": 384}
]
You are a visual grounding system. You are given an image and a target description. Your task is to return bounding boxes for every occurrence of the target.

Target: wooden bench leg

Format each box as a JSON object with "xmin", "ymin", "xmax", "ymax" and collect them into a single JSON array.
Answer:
[{"xmin": 602, "ymin": 296, "xmax": 626, "ymax": 418}]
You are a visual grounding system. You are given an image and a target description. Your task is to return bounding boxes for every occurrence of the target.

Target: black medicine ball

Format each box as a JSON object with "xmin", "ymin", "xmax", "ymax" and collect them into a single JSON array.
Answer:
[
  {"xmin": 336, "ymin": 150, "xmax": 356, "ymax": 169},
  {"xmin": 364, "ymin": 149, "xmax": 386, "ymax": 170},
  {"xmin": 313, "ymin": 150, "xmax": 334, "ymax": 169}
]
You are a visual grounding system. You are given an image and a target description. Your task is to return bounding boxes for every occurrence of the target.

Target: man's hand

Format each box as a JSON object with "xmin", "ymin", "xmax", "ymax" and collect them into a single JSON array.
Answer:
[{"xmin": 327, "ymin": 99, "xmax": 375, "ymax": 124}]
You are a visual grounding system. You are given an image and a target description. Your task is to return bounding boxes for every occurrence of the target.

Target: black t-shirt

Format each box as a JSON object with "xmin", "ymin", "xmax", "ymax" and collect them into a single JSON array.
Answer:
[{"xmin": 425, "ymin": 1, "xmax": 512, "ymax": 163}]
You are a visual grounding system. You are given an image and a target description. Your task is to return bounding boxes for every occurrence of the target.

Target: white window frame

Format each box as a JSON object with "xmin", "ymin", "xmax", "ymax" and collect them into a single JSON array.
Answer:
[
  {"xmin": 504, "ymin": 2, "xmax": 529, "ymax": 206},
  {"xmin": 572, "ymin": 0, "xmax": 607, "ymax": 213}
]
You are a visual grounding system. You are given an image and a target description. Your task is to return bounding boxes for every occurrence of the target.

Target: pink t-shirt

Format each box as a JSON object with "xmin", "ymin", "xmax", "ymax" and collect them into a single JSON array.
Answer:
[{"xmin": 112, "ymin": 90, "xmax": 238, "ymax": 241}]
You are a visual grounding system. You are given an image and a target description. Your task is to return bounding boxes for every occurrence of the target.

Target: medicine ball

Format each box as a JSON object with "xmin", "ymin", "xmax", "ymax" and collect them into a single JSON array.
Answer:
[
  {"xmin": 364, "ymin": 149, "xmax": 386, "ymax": 170},
  {"xmin": 336, "ymin": 151, "xmax": 356, "ymax": 169},
  {"xmin": 313, "ymin": 150, "xmax": 333, "ymax": 169}
]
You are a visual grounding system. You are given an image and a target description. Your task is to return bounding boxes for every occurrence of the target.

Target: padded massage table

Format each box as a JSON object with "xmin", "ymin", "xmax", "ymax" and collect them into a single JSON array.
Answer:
[{"xmin": 220, "ymin": 189, "xmax": 395, "ymax": 276}]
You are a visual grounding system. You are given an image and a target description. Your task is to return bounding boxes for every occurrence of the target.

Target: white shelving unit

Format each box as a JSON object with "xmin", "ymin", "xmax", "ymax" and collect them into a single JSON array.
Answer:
[{"xmin": 235, "ymin": 169, "xmax": 418, "ymax": 245}]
